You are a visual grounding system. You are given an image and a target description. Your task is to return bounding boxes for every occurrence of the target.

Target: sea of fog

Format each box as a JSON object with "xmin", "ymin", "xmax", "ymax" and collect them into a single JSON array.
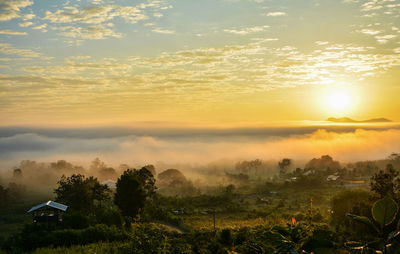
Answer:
[{"xmin": 0, "ymin": 123, "xmax": 400, "ymax": 170}]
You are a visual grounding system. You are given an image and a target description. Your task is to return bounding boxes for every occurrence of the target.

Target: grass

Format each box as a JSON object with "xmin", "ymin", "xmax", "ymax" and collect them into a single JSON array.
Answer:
[
  {"xmin": 32, "ymin": 241, "xmax": 132, "ymax": 254},
  {"xmin": 0, "ymin": 191, "xmax": 51, "ymax": 238}
]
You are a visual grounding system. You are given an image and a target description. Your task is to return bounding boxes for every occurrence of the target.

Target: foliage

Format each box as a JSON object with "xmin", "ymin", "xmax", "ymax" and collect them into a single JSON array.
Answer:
[
  {"xmin": 235, "ymin": 159, "xmax": 263, "ymax": 174},
  {"xmin": 135, "ymin": 167, "xmax": 157, "ymax": 197},
  {"xmin": 372, "ymin": 197, "xmax": 399, "ymax": 227},
  {"xmin": 219, "ymin": 228, "xmax": 233, "ymax": 246},
  {"xmin": 279, "ymin": 158, "xmax": 292, "ymax": 176},
  {"xmin": 331, "ymin": 189, "xmax": 373, "ymax": 232},
  {"xmin": 94, "ymin": 206, "xmax": 124, "ymax": 228},
  {"xmin": 158, "ymin": 169, "xmax": 187, "ymax": 186},
  {"xmin": 0, "ymin": 185, "xmax": 8, "ymax": 208},
  {"xmin": 54, "ymin": 174, "xmax": 110, "ymax": 211},
  {"xmin": 347, "ymin": 197, "xmax": 400, "ymax": 253},
  {"xmin": 11, "ymin": 223, "xmax": 129, "ymax": 252},
  {"xmin": 371, "ymin": 164, "xmax": 400, "ymax": 198},
  {"xmin": 114, "ymin": 169, "xmax": 147, "ymax": 220},
  {"xmin": 62, "ymin": 211, "xmax": 90, "ymax": 229},
  {"xmin": 306, "ymin": 155, "xmax": 341, "ymax": 171}
]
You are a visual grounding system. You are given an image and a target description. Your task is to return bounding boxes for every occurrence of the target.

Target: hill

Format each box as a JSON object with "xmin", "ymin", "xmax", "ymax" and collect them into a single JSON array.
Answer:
[{"xmin": 327, "ymin": 117, "xmax": 392, "ymax": 123}]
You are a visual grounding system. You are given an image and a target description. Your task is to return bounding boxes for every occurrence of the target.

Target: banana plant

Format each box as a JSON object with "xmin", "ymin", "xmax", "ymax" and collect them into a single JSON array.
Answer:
[{"xmin": 346, "ymin": 197, "xmax": 400, "ymax": 254}]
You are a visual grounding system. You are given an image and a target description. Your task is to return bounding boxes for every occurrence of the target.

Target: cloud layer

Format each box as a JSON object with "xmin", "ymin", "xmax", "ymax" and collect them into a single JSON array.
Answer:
[{"xmin": 1, "ymin": 125, "xmax": 399, "ymax": 170}]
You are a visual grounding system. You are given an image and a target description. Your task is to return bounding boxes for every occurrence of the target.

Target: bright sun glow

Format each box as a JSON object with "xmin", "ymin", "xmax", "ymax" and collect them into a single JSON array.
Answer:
[{"xmin": 326, "ymin": 87, "xmax": 354, "ymax": 114}]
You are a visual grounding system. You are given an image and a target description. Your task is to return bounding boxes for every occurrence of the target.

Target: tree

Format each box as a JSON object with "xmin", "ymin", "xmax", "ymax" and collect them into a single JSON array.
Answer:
[
  {"xmin": 278, "ymin": 158, "xmax": 292, "ymax": 176},
  {"xmin": 235, "ymin": 159, "xmax": 263, "ymax": 174},
  {"xmin": 98, "ymin": 167, "xmax": 118, "ymax": 180},
  {"xmin": 90, "ymin": 158, "xmax": 107, "ymax": 172},
  {"xmin": 7, "ymin": 182, "xmax": 26, "ymax": 199},
  {"xmin": 388, "ymin": 153, "xmax": 400, "ymax": 162},
  {"xmin": 114, "ymin": 169, "xmax": 147, "ymax": 220},
  {"xmin": 12, "ymin": 168, "xmax": 22, "ymax": 179},
  {"xmin": 135, "ymin": 167, "xmax": 156, "ymax": 197},
  {"xmin": 54, "ymin": 174, "xmax": 110, "ymax": 211},
  {"xmin": 158, "ymin": 169, "xmax": 187, "ymax": 186},
  {"xmin": 143, "ymin": 164, "xmax": 156, "ymax": 176},
  {"xmin": 305, "ymin": 155, "xmax": 340, "ymax": 171},
  {"xmin": 370, "ymin": 164, "xmax": 399, "ymax": 198},
  {"xmin": 0, "ymin": 185, "xmax": 9, "ymax": 208}
]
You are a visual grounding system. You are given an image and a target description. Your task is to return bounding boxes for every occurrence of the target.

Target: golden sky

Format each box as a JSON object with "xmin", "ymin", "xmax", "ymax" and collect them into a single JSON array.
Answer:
[{"xmin": 0, "ymin": 0, "xmax": 399, "ymax": 126}]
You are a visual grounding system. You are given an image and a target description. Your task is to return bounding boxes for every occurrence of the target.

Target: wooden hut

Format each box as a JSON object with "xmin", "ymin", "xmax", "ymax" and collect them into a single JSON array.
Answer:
[{"xmin": 27, "ymin": 201, "xmax": 68, "ymax": 224}]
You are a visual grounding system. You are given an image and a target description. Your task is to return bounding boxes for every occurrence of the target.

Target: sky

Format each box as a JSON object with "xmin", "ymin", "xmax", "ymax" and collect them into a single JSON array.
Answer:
[
  {"xmin": 0, "ymin": 0, "xmax": 399, "ymax": 127},
  {"xmin": 0, "ymin": 0, "xmax": 400, "ymax": 168}
]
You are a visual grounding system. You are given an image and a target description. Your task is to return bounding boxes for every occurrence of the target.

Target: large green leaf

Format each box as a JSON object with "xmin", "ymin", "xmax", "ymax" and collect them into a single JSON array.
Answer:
[
  {"xmin": 346, "ymin": 214, "xmax": 379, "ymax": 233},
  {"xmin": 372, "ymin": 197, "xmax": 399, "ymax": 227}
]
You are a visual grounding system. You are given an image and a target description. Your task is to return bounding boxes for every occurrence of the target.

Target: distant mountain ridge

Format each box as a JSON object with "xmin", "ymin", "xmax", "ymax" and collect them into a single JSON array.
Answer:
[{"xmin": 327, "ymin": 117, "xmax": 392, "ymax": 123}]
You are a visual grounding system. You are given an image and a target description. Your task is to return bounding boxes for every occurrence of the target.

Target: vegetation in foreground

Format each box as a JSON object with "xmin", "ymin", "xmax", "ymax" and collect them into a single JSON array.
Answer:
[{"xmin": 1, "ymin": 154, "xmax": 400, "ymax": 253}]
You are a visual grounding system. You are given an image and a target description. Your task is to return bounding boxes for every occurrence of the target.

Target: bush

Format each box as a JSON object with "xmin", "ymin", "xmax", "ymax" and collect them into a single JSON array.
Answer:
[
  {"xmin": 63, "ymin": 211, "xmax": 90, "ymax": 229},
  {"xmin": 219, "ymin": 228, "xmax": 232, "ymax": 246},
  {"xmin": 16, "ymin": 223, "xmax": 129, "ymax": 251},
  {"xmin": 95, "ymin": 206, "xmax": 123, "ymax": 228},
  {"xmin": 331, "ymin": 189, "xmax": 373, "ymax": 235}
]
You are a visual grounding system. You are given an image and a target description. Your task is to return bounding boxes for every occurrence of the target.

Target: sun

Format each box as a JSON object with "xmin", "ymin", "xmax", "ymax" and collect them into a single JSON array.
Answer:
[
  {"xmin": 329, "ymin": 90, "xmax": 350, "ymax": 111},
  {"xmin": 325, "ymin": 87, "xmax": 355, "ymax": 115}
]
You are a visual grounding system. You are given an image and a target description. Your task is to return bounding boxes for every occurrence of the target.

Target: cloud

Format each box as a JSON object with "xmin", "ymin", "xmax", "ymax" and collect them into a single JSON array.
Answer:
[
  {"xmin": 152, "ymin": 28, "xmax": 175, "ymax": 34},
  {"xmin": 223, "ymin": 25, "xmax": 269, "ymax": 35},
  {"xmin": 266, "ymin": 12, "xmax": 287, "ymax": 17},
  {"xmin": 315, "ymin": 41, "xmax": 329, "ymax": 46},
  {"xmin": 54, "ymin": 24, "xmax": 122, "ymax": 39},
  {"xmin": 22, "ymin": 13, "xmax": 34, "ymax": 20},
  {"xmin": 18, "ymin": 21, "xmax": 32, "ymax": 27},
  {"xmin": 0, "ymin": 0, "xmax": 33, "ymax": 21},
  {"xmin": 375, "ymin": 34, "xmax": 397, "ymax": 44},
  {"xmin": 43, "ymin": 1, "xmax": 172, "ymax": 41},
  {"xmin": 0, "ymin": 29, "xmax": 26, "ymax": 35},
  {"xmin": 44, "ymin": 6, "xmax": 117, "ymax": 24},
  {"xmin": 3, "ymin": 39, "xmax": 398, "ymax": 113},
  {"xmin": 0, "ymin": 43, "xmax": 41, "ymax": 58},
  {"xmin": 32, "ymin": 23, "xmax": 47, "ymax": 32},
  {"xmin": 359, "ymin": 28, "xmax": 381, "ymax": 35}
]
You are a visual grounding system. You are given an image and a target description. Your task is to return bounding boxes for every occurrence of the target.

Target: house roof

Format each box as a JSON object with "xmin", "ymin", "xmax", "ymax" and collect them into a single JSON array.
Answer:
[{"xmin": 27, "ymin": 201, "xmax": 68, "ymax": 213}]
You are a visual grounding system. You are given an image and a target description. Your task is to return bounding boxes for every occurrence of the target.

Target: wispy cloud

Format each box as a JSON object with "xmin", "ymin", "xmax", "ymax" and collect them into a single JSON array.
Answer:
[
  {"xmin": 54, "ymin": 24, "xmax": 122, "ymax": 39},
  {"xmin": 152, "ymin": 28, "xmax": 175, "ymax": 34},
  {"xmin": 266, "ymin": 12, "xmax": 287, "ymax": 17},
  {"xmin": 0, "ymin": 0, "xmax": 33, "ymax": 21},
  {"xmin": 43, "ymin": 1, "xmax": 172, "ymax": 41},
  {"xmin": 0, "ymin": 29, "xmax": 26, "ymax": 35},
  {"xmin": 359, "ymin": 28, "xmax": 381, "ymax": 35},
  {"xmin": 0, "ymin": 43, "xmax": 41, "ymax": 58},
  {"xmin": 18, "ymin": 21, "xmax": 32, "ymax": 27},
  {"xmin": 375, "ymin": 34, "xmax": 397, "ymax": 44},
  {"xmin": 223, "ymin": 25, "xmax": 269, "ymax": 35}
]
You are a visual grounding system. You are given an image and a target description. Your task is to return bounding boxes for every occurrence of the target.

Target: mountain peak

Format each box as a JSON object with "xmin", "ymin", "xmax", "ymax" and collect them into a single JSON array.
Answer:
[{"xmin": 327, "ymin": 117, "xmax": 392, "ymax": 123}]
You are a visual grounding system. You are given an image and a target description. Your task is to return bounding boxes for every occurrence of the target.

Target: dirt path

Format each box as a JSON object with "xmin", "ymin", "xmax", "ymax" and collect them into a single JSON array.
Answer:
[{"xmin": 157, "ymin": 221, "xmax": 186, "ymax": 234}]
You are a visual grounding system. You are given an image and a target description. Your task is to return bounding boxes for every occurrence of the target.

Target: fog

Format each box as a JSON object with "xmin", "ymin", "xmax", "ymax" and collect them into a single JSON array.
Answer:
[
  {"xmin": 1, "ymin": 124, "xmax": 400, "ymax": 193},
  {"xmin": 0, "ymin": 124, "xmax": 400, "ymax": 170}
]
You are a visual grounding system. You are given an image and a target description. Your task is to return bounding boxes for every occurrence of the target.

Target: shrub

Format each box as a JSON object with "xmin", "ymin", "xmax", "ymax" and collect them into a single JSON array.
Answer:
[
  {"xmin": 95, "ymin": 206, "xmax": 123, "ymax": 228},
  {"xmin": 63, "ymin": 211, "xmax": 90, "ymax": 229},
  {"xmin": 219, "ymin": 228, "xmax": 232, "ymax": 246},
  {"xmin": 17, "ymin": 223, "xmax": 129, "ymax": 251},
  {"xmin": 331, "ymin": 189, "xmax": 373, "ymax": 234}
]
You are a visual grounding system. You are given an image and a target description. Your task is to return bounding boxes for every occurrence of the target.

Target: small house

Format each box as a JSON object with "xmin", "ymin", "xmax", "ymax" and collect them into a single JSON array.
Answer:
[{"xmin": 27, "ymin": 201, "xmax": 68, "ymax": 223}]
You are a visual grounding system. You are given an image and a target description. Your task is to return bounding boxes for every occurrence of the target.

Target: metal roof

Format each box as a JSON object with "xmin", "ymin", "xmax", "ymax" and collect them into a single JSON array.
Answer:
[{"xmin": 27, "ymin": 201, "xmax": 68, "ymax": 213}]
